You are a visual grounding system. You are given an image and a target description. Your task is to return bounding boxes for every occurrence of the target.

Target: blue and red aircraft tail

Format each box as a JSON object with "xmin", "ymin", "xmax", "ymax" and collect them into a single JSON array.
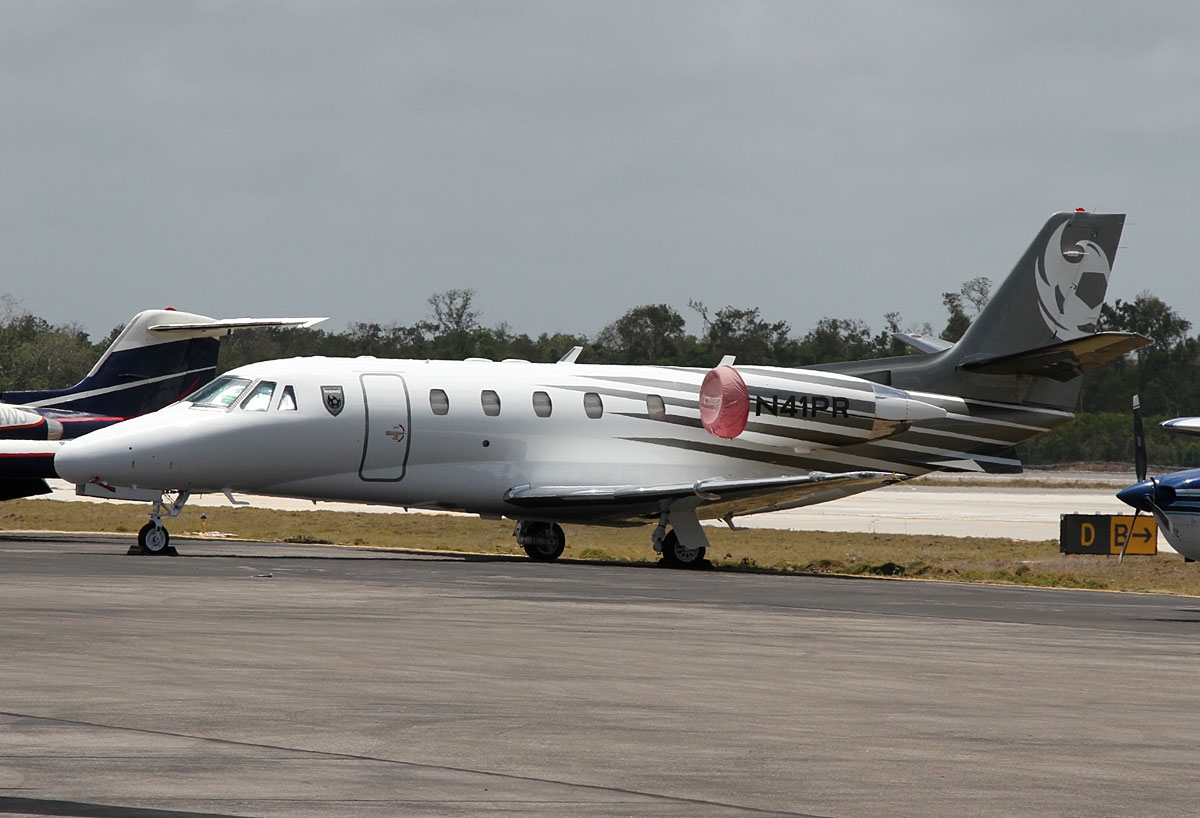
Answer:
[
  {"xmin": 0, "ymin": 309, "xmax": 326, "ymax": 499},
  {"xmin": 1, "ymin": 308, "xmax": 223, "ymax": 420}
]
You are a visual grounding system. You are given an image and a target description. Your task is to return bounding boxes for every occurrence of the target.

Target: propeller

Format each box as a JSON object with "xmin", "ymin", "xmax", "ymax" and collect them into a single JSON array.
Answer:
[
  {"xmin": 1133, "ymin": 394, "xmax": 1147, "ymax": 483},
  {"xmin": 1119, "ymin": 395, "xmax": 1172, "ymax": 563},
  {"xmin": 1118, "ymin": 396, "xmax": 1146, "ymax": 563}
]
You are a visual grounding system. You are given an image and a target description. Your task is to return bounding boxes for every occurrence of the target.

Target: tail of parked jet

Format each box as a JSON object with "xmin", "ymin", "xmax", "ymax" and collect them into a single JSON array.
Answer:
[
  {"xmin": 817, "ymin": 210, "xmax": 1147, "ymax": 410},
  {"xmin": 3, "ymin": 309, "xmax": 220, "ymax": 419},
  {"xmin": 2, "ymin": 309, "xmax": 326, "ymax": 419},
  {"xmin": 0, "ymin": 309, "xmax": 326, "ymax": 501}
]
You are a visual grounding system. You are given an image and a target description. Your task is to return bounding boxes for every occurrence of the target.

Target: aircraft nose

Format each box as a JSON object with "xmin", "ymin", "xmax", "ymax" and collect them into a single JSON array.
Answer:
[
  {"xmin": 1116, "ymin": 480, "xmax": 1153, "ymax": 511},
  {"xmin": 54, "ymin": 434, "xmax": 128, "ymax": 486},
  {"xmin": 1116, "ymin": 479, "xmax": 1176, "ymax": 512}
]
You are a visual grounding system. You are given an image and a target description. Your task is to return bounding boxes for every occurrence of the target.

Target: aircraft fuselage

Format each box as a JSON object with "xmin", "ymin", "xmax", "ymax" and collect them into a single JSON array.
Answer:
[
  {"xmin": 58, "ymin": 358, "xmax": 872, "ymax": 518},
  {"xmin": 55, "ymin": 355, "xmax": 1076, "ymax": 527}
]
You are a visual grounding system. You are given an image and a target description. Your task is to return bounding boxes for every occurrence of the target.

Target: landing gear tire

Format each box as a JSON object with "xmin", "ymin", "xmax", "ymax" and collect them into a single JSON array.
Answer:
[
  {"xmin": 138, "ymin": 522, "xmax": 170, "ymax": 554},
  {"xmin": 659, "ymin": 529, "xmax": 706, "ymax": 569},
  {"xmin": 519, "ymin": 521, "xmax": 566, "ymax": 562}
]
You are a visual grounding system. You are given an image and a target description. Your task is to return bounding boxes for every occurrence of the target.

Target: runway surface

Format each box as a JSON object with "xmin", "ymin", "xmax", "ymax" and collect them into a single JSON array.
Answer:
[{"xmin": 3, "ymin": 534, "xmax": 1199, "ymax": 817}]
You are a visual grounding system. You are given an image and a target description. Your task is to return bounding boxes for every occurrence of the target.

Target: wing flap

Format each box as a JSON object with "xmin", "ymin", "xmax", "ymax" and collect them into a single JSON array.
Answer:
[{"xmin": 504, "ymin": 470, "xmax": 903, "ymax": 522}]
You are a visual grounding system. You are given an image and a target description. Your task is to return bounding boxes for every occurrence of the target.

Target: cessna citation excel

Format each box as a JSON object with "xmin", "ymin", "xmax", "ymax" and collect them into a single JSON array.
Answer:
[{"xmin": 56, "ymin": 211, "xmax": 1146, "ymax": 567}]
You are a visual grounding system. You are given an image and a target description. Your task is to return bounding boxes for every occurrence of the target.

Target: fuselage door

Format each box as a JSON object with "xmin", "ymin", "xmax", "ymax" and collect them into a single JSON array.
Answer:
[{"xmin": 359, "ymin": 373, "xmax": 411, "ymax": 482}]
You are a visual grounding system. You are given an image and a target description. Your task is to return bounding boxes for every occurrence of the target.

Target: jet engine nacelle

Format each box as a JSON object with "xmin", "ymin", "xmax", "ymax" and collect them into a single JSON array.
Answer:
[
  {"xmin": 699, "ymin": 365, "xmax": 946, "ymax": 444},
  {"xmin": 0, "ymin": 405, "xmax": 62, "ymax": 441}
]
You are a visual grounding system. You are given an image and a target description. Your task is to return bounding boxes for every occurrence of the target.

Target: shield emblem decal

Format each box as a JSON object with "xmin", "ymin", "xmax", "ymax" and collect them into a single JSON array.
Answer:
[{"xmin": 321, "ymin": 385, "xmax": 345, "ymax": 416}]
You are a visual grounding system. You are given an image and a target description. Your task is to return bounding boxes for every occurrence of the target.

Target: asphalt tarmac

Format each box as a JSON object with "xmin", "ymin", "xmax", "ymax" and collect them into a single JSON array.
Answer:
[{"xmin": 3, "ymin": 534, "xmax": 1199, "ymax": 818}]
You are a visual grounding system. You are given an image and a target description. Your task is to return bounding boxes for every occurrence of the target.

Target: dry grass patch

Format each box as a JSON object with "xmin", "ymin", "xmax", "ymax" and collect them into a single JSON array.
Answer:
[{"xmin": 5, "ymin": 499, "xmax": 1200, "ymax": 596}]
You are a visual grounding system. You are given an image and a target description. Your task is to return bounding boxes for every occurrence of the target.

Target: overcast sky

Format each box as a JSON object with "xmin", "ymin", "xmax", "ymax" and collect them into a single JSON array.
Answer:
[{"xmin": 2, "ymin": 1, "xmax": 1198, "ymax": 344}]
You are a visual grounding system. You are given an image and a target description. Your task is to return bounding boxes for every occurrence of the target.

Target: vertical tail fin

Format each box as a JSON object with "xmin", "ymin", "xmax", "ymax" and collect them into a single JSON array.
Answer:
[
  {"xmin": 953, "ymin": 210, "xmax": 1124, "ymax": 361},
  {"xmin": 818, "ymin": 210, "xmax": 1141, "ymax": 410},
  {"xmin": 2, "ymin": 309, "xmax": 222, "ymax": 417},
  {"xmin": 2, "ymin": 311, "xmax": 326, "ymax": 418}
]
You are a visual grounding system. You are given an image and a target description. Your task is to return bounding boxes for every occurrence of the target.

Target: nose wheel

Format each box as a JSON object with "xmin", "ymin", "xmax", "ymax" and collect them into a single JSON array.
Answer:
[
  {"xmin": 130, "ymin": 491, "xmax": 190, "ymax": 556},
  {"xmin": 138, "ymin": 522, "xmax": 171, "ymax": 554}
]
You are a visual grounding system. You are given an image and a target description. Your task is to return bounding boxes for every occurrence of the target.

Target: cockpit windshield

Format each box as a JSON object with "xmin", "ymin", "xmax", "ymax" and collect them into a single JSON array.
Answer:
[
  {"xmin": 240, "ymin": 381, "xmax": 276, "ymax": 411},
  {"xmin": 187, "ymin": 376, "xmax": 251, "ymax": 408}
]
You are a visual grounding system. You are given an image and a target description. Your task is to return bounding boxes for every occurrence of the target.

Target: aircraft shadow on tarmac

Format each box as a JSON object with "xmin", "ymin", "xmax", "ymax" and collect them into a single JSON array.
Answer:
[{"xmin": 0, "ymin": 796, "xmax": 242, "ymax": 818}]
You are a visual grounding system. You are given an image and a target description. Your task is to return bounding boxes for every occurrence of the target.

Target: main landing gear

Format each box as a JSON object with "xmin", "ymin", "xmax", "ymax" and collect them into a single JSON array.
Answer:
[
  {"xmin": 513, "ymin": 520, "xmax": 566, "ymax": 561},
  {"xmin": 657, "ymin": 529, "xmax": 708, "ymax": 568},
  {"xmin": 131, "ymin": 492, "xmax": 190, "ymax": 556},
  {"xmin": 512, "ymin": 508, "xmax": 710, "ymax": 569},
  {"xmin": 652, "ymin": 508, "xmax": 709, "ymax": 569}
]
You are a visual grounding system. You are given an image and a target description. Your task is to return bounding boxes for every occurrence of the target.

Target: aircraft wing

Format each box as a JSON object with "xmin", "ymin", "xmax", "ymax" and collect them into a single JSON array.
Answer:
[
  {"xmin": 504, "ymin": 470, "xmax": 902, "ymax": 523},
  {"xmin": 1160, "ymin": 418, "xmax": 1200, "ymax": 436},
  {"xmin": 147, "ymin": 316, "xmax": 329, "ymax": 336},
  {"xmin": 0, "ymin": 440, "xmax": 67, "ymax": 499}
]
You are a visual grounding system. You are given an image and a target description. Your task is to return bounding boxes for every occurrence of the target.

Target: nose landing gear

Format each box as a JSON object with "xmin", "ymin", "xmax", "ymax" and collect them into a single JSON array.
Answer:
[
  {"xmin": 130, "ymin": 491, "xmax": 190, "ymax": 556},
  {"xmin": 137, "ymin": 521, "xmax": 171, "ymax": 554}
]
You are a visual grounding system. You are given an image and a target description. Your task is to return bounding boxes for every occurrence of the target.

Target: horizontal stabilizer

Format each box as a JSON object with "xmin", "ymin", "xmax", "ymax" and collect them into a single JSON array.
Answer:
[
  {"xmin": 148, "ymin": 316, "xmax": 328, "ymax": 336},
  {"xmin": 894, "ymin": 332, "xmax": 954, "ymax": 354},
  {"xmin": 505, "ymin": 470, "xmax": 902, "ymax": 523},
  {"xmin": 957, "ymin": 331, "xmax": 1148, "ymax": 382}
]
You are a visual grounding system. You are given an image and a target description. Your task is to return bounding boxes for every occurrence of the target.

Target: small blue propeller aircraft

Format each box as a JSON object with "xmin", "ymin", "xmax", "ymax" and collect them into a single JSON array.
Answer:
[{"xmin": 1116, "ymin": 396, "xmax": 1200, "ymax": 562}]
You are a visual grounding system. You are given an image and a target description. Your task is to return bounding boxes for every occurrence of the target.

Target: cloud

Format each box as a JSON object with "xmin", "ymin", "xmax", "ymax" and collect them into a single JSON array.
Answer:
[{"xmin": 1, "ymin": 1, "xmax": 1196, "ymax": 343}]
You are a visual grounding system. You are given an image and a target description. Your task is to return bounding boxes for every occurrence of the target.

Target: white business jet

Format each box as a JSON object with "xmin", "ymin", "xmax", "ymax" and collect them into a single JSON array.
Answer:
[{"xmin": 55, "ymin": 211, "xmax": 1146, "ymax": 567}]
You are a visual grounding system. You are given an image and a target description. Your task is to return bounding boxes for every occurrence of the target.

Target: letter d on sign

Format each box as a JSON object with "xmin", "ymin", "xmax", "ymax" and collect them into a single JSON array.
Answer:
[{"xmin": 1081, "ymin": 523, "xmax": 1095, "ymax": 547}]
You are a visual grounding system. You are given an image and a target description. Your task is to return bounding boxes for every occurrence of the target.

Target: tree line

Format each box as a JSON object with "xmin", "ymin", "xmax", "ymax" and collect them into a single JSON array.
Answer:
[{"xmin": 2, "ymin": 285, "xmax": 1197, "ymax": 468}]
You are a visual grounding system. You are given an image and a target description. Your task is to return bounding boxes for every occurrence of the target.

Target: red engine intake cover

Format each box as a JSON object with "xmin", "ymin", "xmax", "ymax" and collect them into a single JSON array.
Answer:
[{"xmin": 699, "ymin": 365, "xmax": 750, "ymax": 439}]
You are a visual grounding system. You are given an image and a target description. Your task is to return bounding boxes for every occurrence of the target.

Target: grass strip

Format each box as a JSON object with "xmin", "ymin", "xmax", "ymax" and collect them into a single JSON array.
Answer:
[{"xmin": 4, "ymin": 498, "xmax": 1198, "ymax": 596}]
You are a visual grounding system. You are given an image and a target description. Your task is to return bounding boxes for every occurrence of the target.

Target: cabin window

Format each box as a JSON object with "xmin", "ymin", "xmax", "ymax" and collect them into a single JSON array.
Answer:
[
  {"xmin": 429, "ymin": 389, "xmax": 449, "ymax": 416},
  {"xmin": 532, "ymin": 391, "xmax": 552, "ymax": 418},
  {"xmin": 279, "ymin": 385, "xmax": 297, "ymax": 411},
  {"xmin": 188, "ymin": 376, "xmax": 251, "ymax": 409},
  {"xmin": 583, "ymin": 392, "xmax": 603, "ymax": 419},
  {"xmin": 240, "ymin": 381, "xmax": 277, "ymax": 412},
  {"xmin": 481, "ymin": 390, "xmax": 501, "ymax": 417},
  {"xmin": 647, "ymin": 394, "xmax": 666, "ymax": 421}
]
